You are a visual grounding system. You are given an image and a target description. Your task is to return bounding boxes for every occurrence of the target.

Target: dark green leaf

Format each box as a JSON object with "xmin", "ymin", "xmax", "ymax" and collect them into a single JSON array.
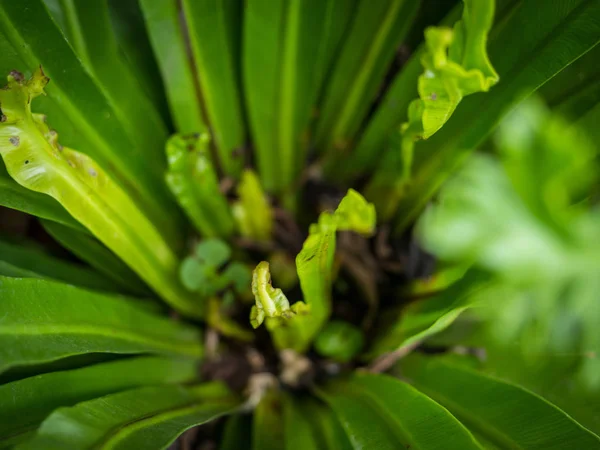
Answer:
[
  {"xmin": 41, "ymin": 219, "xmax": 151, "ymax": 297},
  {"xmin": 252, "ymin": 389, "xmax": 285, "ymax": 450},
  {"xmin": 316, "ymin": 372, "xmax": 482, "ymax": 450},
  {"xmin": 0, "ymin": 356, "xmax": 196, "ymax": 448},
  {"xmin": 401, "ymin": 355, "xmax": 600, "ymax": 449},
  {"xmin": 0, "ymin": 237, "xmax": 119, "ymax": 293},
  {"xmin": 181, "ymin": 0, "xmax": 246, "ymax": 177},
  {"xmin": 220, "ymin": 413, "xmax": 252, "ymax": 450},
  {"xmin": 18, "ymin": 383, "xmax": 239, "ymax": 450},
  {"xmin": 316, "ymin": 0, "xmax": 420, "ymax": 162},
  {"xmin": 139, "ymin": 0, "xmax": 206, "ymax": 134},
  {"xmin": 52, "ymin": 0, "xmax": 168, "ymax": 164},
  {"xmin": 294, "ymin": 397, "xmax": 353, "ymax": 450},
  {"xmin": 0, "ymin": 276, "xmax": 202, "ymax": 373}
]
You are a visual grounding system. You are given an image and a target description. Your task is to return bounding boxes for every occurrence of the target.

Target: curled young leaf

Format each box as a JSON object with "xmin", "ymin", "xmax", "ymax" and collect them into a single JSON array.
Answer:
[
  {"xmin": 269, "ymin": 190, "xmax": 376, "ymax": 351},
  {"xmin": 250, "ymin": 261, "xmax": 298, "ymax": 328}
]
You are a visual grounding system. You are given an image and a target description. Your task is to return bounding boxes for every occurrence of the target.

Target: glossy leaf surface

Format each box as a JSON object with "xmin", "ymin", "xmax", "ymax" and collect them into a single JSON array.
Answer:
[
  {"xmin": 0, "ymin": 72, "xmax": 202, "ymax": 317},
  {"xmin": 18, "ymin": 383, "xmax": 238, "ymax": 450},
  {"xmin": 0, "ymin": 276, "xmax": 202, "ymax": 373},
  {"xmin": 316, "ymin": 372, "xmax": 482, "ymax": 450},
  {"xmin": 401, "ymin": 355, "xmax": 600, "ymax": 449},
  {"xmin": 0, "ymin": 356, "xmax": 196, "ymax": 448}
]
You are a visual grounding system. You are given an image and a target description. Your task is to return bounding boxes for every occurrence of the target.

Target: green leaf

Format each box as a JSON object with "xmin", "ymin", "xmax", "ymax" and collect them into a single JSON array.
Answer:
[
  {"xmin": 0, "ymin": 237, "xmax": 120, "ymax": 293},
  {"xmin": 416, "ymin": 101, "xmax": 600, "ymax": 389},
  {"xmin": 294, "ymin": 398, "xmax": 353, "ymax": 450},
  {"xmin": 252, "ymin": 389, "xmax": 285, "ymax": 450},
  {"xmin": 316, "ymin": 0, "xmax": 420, "ymax": 161},
  {"xmin": 268, "ymin": 189, "xmax": 375, "ymax": 352},
  {"xmin": 0, "ymin": 356, "xmax": 196, "ymax": 448},
  {"xmin": 365, "ymin": 0, "xmax": 499, "ymax": 220},
  {"xmin": 0, "ymin": 276, "xmax": 202, "ymax": 374},
  {"xmin": 51, "ymin": 0, "xmax": 168, "ymax": 164},
  {"xmin": 166, "ymin": 134, "xmax": 235, "ymax": 239},
  {"xmin": 105, "ymin": 0, "xmax": 170, "ymax": 120},
  {"xmin": 315, "ymin": 320, "xmax": 365, "ymax": 363},
  {"xmin": 41, "ymin": 219, "xmax": 151, "ymax": 297},
  {"xmin": 233, "ymin": 170, "xmax": 274, "ymax": 242},
  {"xmin": 196, "ymin": 239, "xmax": 232, "ymax": 267},
  {"xmin": 392, "ymin": 0, "xmax": 600, "ymax": 232},
  {"xmin": 219, "ymin": 413, "xmax": 252, "ymax": 450},
  {"xmin": 283, "ymin": 393, "xmax": 324, "ymax": 450},
  {"xmin": 340, "ymin": 4, "xmax": 462, "ymax": 181},
  {"xmin": 0, "ymin": 72, "xmax": 203, "ymax": 317},
  {"xmin": 242, "ymin": 0, "xmax": 343, "ymax": 193},
  {"xmin": 315, "ymin": 372, "xmax": 482, "ymax": 450},
  {"xmin": 17, "ymin": 383, "xmax": 239, "ymax": 450},
  {"xmin": 366, "ymin": 270, "xmax": 491, "ymax": 360},
  {"xmin": 181, "ymin": 0, "xmax": 246, "ymax": 177},
  {"xmin": 401, "ymin": 355, "xmax": 600, "ymax": 449},
  {"xmin": 0, "ymin": 160, "xmax": 82, "ymax": 230},
  {"xmin": 139, "ymin": 0, "xmax": 206, "ymax": 134},
  {"xmin": 539, "ymin": 44, "xmax": 600, "ymax": 122},
  {"xmin": 0, "ymin": 0, "xmax": 183, "ymax": 244}
]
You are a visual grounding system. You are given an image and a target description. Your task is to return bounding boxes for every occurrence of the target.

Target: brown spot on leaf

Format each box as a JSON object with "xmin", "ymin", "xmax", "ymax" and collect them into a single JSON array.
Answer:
[
  {"xmin": 0, "ymin": 114, "xmax": 6, "ymax": 123},
  {"xmin": 9, "ymin": 70, "xmax": 24, "ymax": 82},
  {"xmin": 430, "ymin": 92, "xmax": 437, "ymax": 100},
  {"xmin": 9, "ymin": 136, "xmax": 19, "ymax": 146}
]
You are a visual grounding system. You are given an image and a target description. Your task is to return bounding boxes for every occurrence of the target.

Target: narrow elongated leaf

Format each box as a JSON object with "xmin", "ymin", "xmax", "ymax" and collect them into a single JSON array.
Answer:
[
  {"xmin": 0, "ymin": 0, "xmax": 182, "ymax": 243},
  {"xmin": 243, "ymin": 0, "xmax": 342, "ymax": 193},
  {"xmin": 295, "ymin": 398, "xmax": 353, "ymax": 450},
  {"xmin": 0, "ymin": 72, "xmax": 203, "ymax": 317},
  {"xmin": 283, "ymin": 394, "xmax": 323, "ymax": 450},
  {"xmin": 316, "ymin": 372, "xmax": 482, "ymax": 450},
  {"xmin": 265, "ymin": 190, "xmax": 375, "ymax": 352},
  {"xmin": 41, "ymin": 219, "xmax": 151, "ymax": 297},
  {"xmin": 340, "ymin": 4, "xmax": 462, "ymax": 180},
  {"xmin": 0, "ymin": 238, "xmax": 119, "ymax": 293},
  {"xmin": 242, "ymin": 0, "xmax": 286, "ymax": 192},
  {"xmin": 139, "ymin": 0, "xmax": 206, "ymax": 134},
  {"xmin": 220, "ymin": 413, "xmax": 252, "ymax": 450},
  {"xmin": 52, "ymin": 0, "xmax": 168, "ymax": 162},
  {"xmin": 182, "ymin": 0, "xmax": 245, "ymax": 177},
  {"xmin": 367, "ymin": 270, "xmax": 491, "ymax": 359},
  {"xmin": 401, "ymin": 355, "xmax": 600, "ymax": 449},
  {"xmin": 166, "ymin": 133, "xmax": 235, "ymax": 239},
  {"xmin": 106, "ymin": 0, "xmax": 169, "ymax": 119},
  {"xmin": 0, "ymin": 161, "xmax": 82, "ymax": 230},
  {"xmin": 539, "ymin": 44, "xmax": 600, "ymax": 122},
  {"xmin": 252, "ymin": 389, "xmax": 285, "ymax": 450},
  {"xmin": 316, "ymin": 0, "xmax": 420, "ymax": 159},
  {"xmin": 0, "ymin": 276, "xmax": 202, "ymax": 373},
  {"xmin": 0, "ymin": 356, "xmax": 196, "ymax": 448},
  {"xmin": 393, "ymin": 0, "xmax": 600, "ymax": 232},
  {"xmin": 18, "ymin": 383, "xmax": 239, "ymax": 450}
]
